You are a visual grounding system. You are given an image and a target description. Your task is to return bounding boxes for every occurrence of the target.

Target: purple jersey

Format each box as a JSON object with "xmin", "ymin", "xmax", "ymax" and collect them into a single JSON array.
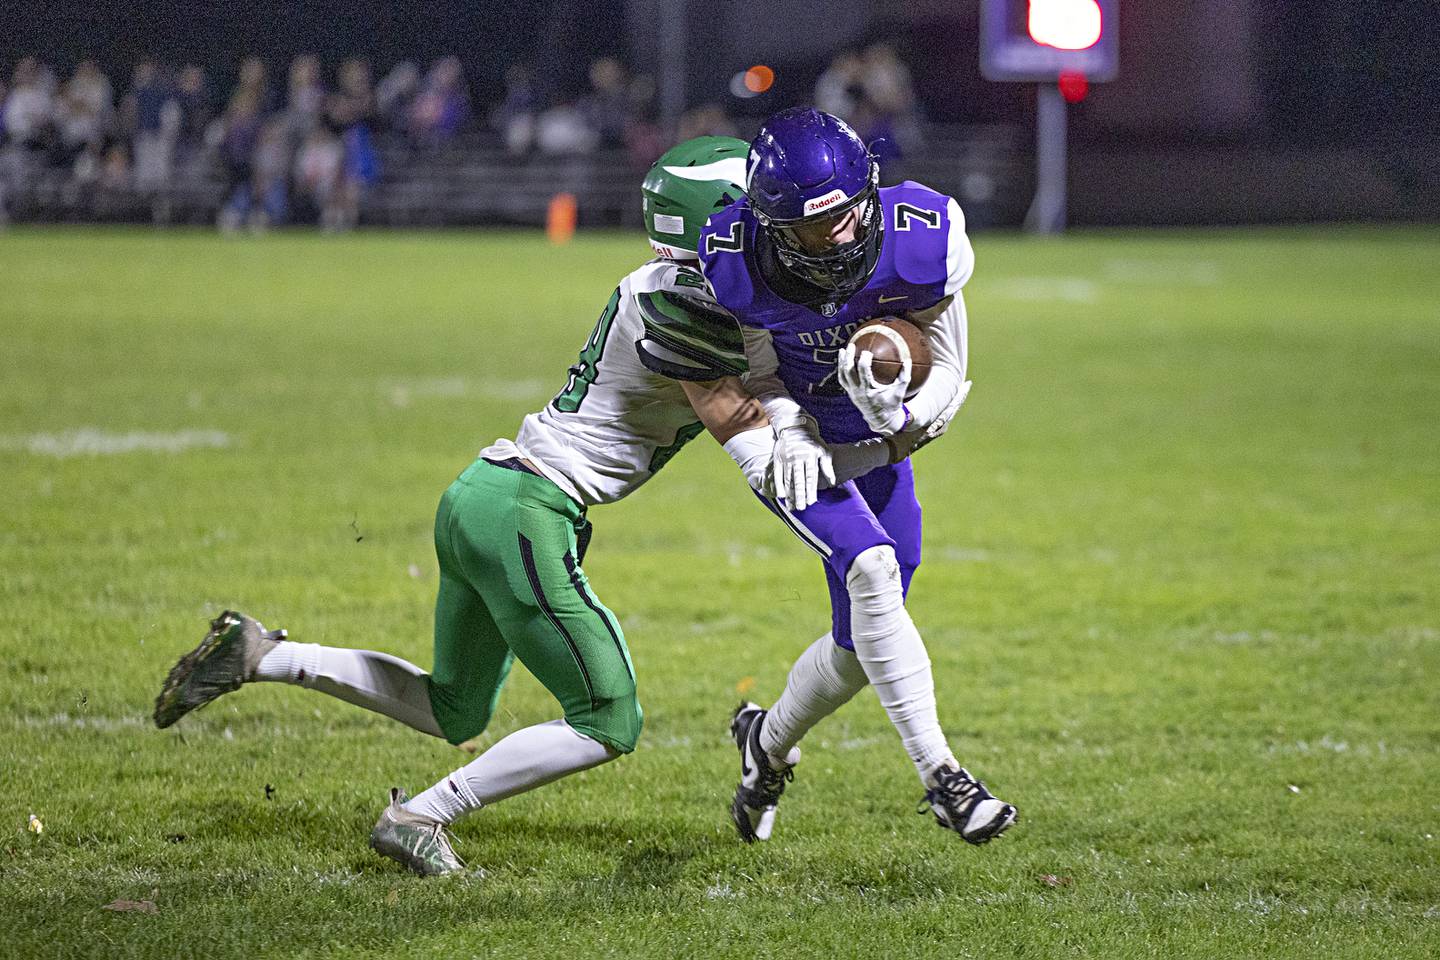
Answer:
[{"xmin": 700, "ymin": 181, "xmax": 961, "ymax": 444}]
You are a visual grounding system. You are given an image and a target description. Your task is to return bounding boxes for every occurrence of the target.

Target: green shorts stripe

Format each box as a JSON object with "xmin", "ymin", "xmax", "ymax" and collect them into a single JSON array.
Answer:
[
  {"xmin": 518, "ymin": 532, "xmax": 596, "ymax": 710},
  {"xmin": 562, "ymin": 550, "xmax": 631, "ymax": 681}
]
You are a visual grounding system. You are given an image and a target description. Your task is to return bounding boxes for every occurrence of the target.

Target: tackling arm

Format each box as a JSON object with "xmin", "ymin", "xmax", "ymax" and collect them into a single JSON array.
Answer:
[
  {"xmin": 740, "ymin": 326, "xmax": 809, "ymax": 431},
  {"xmin": 679, "ymin": 376, "xmax": 899, "ymax": 500}
]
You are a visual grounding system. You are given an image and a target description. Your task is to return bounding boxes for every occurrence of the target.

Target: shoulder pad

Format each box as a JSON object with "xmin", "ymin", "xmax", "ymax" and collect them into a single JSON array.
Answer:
[{"xmin": 633, "ymin": 289, "xmax": 747, "ymax": 381}]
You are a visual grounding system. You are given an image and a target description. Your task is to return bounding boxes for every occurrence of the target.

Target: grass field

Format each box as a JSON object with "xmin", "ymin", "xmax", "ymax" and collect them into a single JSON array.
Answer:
[{"xmin": 2, "ymin": 225, "xmax": 1437, "ymax": 959}]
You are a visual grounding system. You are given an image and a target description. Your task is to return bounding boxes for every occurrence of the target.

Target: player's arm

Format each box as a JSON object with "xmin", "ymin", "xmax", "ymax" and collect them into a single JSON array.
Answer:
[
  {"xmin": 903, "ymin": 289, "xmax": 969, "ymax": 429},
  {"xmin": 839, "ymin": 196, "xmax": 974, "ymax": 437},
  {"xmin": 902, "ymin": 196, "xmax": 974, "ymax": 430},
  {"xmin": 679, "ymin": 376, "xmax": 895, "ymax": 498},
  {"xmin": 739, "ymin": 326, "xmax": 808, "ymax": 432},
  {"xmin": 740, "ymin": 327, "xmax": 837, "ymax": 507},
  {"xmin": 634, "ymin": 284, "xmax": 848, "ymax": 507}
]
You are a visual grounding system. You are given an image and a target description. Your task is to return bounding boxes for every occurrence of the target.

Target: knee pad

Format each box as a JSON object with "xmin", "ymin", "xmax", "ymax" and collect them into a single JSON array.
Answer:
[{"xmin": 847, "ymin": 545, "xmax": 905, "ymax": 608}]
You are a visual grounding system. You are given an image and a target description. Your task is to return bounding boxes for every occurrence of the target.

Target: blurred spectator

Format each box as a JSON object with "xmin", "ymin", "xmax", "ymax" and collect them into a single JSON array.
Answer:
[
  {"xmin": 535, "ymin": 102, "xmax": 598, "ymax": 155},
  {"xmin": 175, "ymin": 65, "xmax": 214, "ymax": 152},
  {"xmin": 248, "ymin": 120, "xmax": 291, "ymax": 229},
  {"xmin": 815, "ymin": 50, "xmax": 865, "ymax": 120},
  {"xmin": 490, "ymin": 63, "xmax": 537, "ymax": 156},
  {"xmin": 57, "ymin": 61, "xmax": 113, "ymax": 158},
  {"xmin": 293, "ymin": 125, "xmax": 343, "ymax": 224},
  {"xmin": 622, "ymin": 73, "xmax": 665, "ymax": 171},
  {"xmin": 216, "ymin": 88, "xmax": 263, "ymax": 231},
  {"xmin": 375, "ymin": 60, "xmax": 420, "ymax": 134},
  {"xmin": 677, "ymin": 103, "xmax": 738, "ymax": 142},
  {"xmin": 579, "ymin": 57, "xmax": 631, "ymax": 148},
  {"xmin": 234, "ymin": 56, "xmax": 276, "ymax": 115},
  {"xmin": 409, "ymin": 56, "xmax": 468, "ymax": 147},
  {"xmin": 861, "ymin": 43, "xmax": 916, "ymax": 117},
  {"xmin": 814, "ymin": 43, "xmax": 922, "ymax": 165},
  {"xmin": 858, "ymin": 42, "xmax": 921, "ymax": 164},
  {"xmin": 4, "ymin": 58, "xmax": 57, "ymax": 150},
  {"xmin": 285, "ymin": 54, "xmax": 325, "ymax": 140},
  {"xmin": 121, "ymin": 61, "xmax": 180, "ymax": 191},
  {"xmin": 326, "ymin": 58, "xmax": 380, "ymax": 230},
  {"xmin": 328, "ymin": 58, "xmax": 373, "ymax": 128}
]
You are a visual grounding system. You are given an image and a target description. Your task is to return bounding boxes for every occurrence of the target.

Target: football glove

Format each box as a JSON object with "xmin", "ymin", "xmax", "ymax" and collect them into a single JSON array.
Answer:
[
  {"xmin": 837, "ymin": 343, "xmax": 911, "ymax": 436},
  {"xmin": 773, "ymin": 415, "xmax": 835, "ymax": 511}
]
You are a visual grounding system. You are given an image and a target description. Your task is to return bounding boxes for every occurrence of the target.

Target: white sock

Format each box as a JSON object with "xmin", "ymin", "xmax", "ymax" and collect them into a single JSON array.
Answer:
[
  {"xmin": 759, "ymin": 632, "xmax": 868, "ymax": 763},
  {"xmin": 845, "ymin": 545, "xmax": 955, "ymax": 779},
  {"xmin": 404, "ymin": 719, "xmax": 617, "ymax": 824},
  {"xmin": 253, "ymin": 641, "xmax": 444, "ymax": 739}
]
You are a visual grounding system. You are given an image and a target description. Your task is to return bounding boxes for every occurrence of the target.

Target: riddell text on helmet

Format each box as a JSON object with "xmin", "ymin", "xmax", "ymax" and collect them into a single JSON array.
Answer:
[{"xmin": 803, "ymin": 190, "xmax": 848, "ymax": 215}]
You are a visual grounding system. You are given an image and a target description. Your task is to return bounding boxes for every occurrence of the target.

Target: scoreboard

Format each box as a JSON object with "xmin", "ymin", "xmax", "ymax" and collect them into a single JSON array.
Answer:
[{"xmin": 980, "ymin": 0, "xmax": 1120, "ymax": 83}]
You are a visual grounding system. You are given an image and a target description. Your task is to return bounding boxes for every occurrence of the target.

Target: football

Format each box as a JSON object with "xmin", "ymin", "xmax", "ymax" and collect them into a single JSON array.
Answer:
[{"xmin": 846, "ymin": 316, "xmax": 932, "ymax": 396}]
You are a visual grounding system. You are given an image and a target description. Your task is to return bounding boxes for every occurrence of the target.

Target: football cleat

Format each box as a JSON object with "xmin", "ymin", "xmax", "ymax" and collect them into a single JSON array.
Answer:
[
  {"xmin": 152, "ymin": 610, "xmax": 286, "ymax": 728},
  {"xmin": 729, "ymin": 701, "xmax": 799, "ymax": 843},
  {"xmin": 918, "ymin": 762, "xmax": 1018, "ymax": 844},
  {"xmin": 369, "ymin": 788, "xmax": 465, "ymax": 877}
]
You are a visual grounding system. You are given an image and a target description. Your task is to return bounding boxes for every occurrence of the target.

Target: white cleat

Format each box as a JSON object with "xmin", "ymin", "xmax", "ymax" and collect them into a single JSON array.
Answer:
[{"xmin": 369, "ymin": 788, "xmax": 465, "ymax": 877}]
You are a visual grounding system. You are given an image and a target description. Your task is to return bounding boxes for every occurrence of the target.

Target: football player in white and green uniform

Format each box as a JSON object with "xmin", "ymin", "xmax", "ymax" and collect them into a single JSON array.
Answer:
[{"xmin": 152, "ymin": 137, "xmax": 918, "ymax": 876}]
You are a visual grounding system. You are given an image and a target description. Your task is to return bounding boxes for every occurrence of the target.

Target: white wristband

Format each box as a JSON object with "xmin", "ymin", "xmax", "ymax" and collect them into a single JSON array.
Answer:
[{"xmin": 722, "ymin": 427, "xmax": 775, "ymax": 493}]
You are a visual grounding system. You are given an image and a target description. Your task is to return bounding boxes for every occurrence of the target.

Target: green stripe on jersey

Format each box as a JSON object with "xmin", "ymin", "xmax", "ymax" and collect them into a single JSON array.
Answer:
[{"xmin": 635, "ymin": 291, "xmax": 746, "ymax": 373}]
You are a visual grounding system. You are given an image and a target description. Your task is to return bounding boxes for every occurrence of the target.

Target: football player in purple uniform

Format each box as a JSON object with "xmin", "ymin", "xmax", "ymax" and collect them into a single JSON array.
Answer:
[{"xmin": 699, "ymin": 107, "xmax": 1017, "ymax": 845}]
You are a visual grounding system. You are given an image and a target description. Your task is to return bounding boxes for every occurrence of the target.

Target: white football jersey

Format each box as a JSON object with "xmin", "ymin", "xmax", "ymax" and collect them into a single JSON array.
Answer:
[{"xmin": 480, "ymin": 260, "xmax": 746, "ymax": 507}]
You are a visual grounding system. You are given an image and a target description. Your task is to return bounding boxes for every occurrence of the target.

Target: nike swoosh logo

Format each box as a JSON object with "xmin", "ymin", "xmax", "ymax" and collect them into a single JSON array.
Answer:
[{"xmin": 878, "ymin": 294, "xmax": 907, "ymax": 304}]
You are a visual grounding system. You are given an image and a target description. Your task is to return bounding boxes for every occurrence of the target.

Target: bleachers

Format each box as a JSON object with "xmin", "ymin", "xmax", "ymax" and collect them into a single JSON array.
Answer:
[{"xmin": 0, "ymin": 124, "xmax": 1032, "ymax": 230}]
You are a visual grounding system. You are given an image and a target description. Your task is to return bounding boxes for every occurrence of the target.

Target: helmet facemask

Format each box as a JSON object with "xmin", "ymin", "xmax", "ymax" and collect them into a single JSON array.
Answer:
[{"xmin": 756, "ymin": 164, "xmax": 881, "ymax": 297}]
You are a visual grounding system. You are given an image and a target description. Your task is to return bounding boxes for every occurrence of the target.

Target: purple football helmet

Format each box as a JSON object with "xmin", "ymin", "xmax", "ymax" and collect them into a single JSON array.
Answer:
[{"xmin": 746, "ymin": 107, "xmax": 881, "ymax": 297}]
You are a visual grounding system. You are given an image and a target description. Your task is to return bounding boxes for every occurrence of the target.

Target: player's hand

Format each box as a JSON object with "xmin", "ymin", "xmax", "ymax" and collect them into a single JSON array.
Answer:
[
  {"xmin": 773, "ymin": 416, "xmax": 835, "ymax": 511},
  {"xmin": 891, "ymin": 379, "xmax": 972, "ymax": 460},
  {"xmin": 837, "ymin": 343, "xmax": 911, "ymax": 436}
]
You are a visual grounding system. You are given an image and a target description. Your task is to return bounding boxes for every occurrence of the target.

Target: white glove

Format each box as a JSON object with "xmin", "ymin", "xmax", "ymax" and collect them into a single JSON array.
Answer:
[
  {"xmin": 837, "ymin": 343, "xmax": 911, "ymax": 436},
  {"xmin": 772, "ymin": 416, "xmax": 835, "ymax": 511}
]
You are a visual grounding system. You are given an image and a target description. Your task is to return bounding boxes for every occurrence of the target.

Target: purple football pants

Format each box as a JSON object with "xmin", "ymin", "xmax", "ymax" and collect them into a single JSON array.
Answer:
[{"xmin": 757, "ymin": 460, "xmax": 922, "ymax": 650}]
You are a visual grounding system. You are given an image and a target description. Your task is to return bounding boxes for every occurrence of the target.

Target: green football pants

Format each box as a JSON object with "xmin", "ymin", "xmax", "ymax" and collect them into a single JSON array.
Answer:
[{"xmin": 426, "ymin": 458, "xmax": 642, "ymax": 754}]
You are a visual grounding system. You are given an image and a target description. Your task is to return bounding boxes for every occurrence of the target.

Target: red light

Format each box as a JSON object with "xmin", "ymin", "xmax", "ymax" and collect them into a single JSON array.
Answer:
[
  {"xmin": 1057, "ymin": 71, "xmax": 1089, "ymax": 103},
  {"xmin": 1028, "ymin": 0, "xmax": 1103, "ymax": 51}
]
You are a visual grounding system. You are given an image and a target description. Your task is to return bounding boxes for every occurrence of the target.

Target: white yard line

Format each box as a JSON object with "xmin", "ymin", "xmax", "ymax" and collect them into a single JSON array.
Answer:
[
  {"xmin": 382, "ymin": 376, "xmax": 551, "ymax": 408},
  {"xmin": 1, "ymin": 429, "xmax": 232, "ymax": 457},
  {"xmin": 986, "ymin": 277, "xmax": 1100, "ymax": 303}
]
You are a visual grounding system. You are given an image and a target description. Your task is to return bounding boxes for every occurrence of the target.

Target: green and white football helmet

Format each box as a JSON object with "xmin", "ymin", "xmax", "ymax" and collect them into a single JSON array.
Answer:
[{"xmin": 641, "ymin": 136, "xmax": 749, "ymax": 260}]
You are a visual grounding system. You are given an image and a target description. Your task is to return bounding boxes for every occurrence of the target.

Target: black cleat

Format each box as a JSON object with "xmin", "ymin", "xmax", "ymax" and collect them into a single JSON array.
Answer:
[
  {"xmin": 919, "ymin": 762, "xmax": 1017, "ymax": 844},
  {"xmin": 729, "ymin": 701, "xmax": 798, "ymax": 843}
]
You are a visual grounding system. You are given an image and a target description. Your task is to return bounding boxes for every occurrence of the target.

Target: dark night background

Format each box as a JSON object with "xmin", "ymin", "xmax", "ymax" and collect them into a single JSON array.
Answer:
[
  {"xmin": 5, "ymin": 0, "xmax": 1436, "ymax": 142},
  {"xmin": 3, "ymin": 0, "xmax": 1437, "ymax": 226}
]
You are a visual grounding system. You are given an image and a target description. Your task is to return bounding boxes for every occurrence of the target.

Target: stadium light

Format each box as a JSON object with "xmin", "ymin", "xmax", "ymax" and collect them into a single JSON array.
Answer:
[
  {"xmin": 1029, "ymin": 0, "xmax": 1103, "ymax": 51},
  {"xmin": 980, "ymin": 0, "xmax": 1119, "ymax": 234}
]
